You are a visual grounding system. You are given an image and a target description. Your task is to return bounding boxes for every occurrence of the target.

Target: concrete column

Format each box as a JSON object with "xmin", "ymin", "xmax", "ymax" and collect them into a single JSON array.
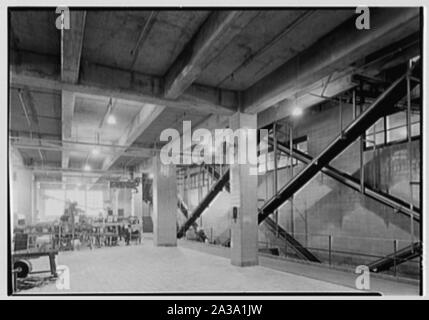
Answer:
[
  {"xmin": 113, "ymin": 189, "xmax": 119, "ymax": 215},
  {"xmin": 229, "ymin": 112, "xmax": 258, "ymax": 267},
  {"xmin": 102, "ymin": 187, "xmax": 110, "ymax": 213},
  {"xmin": 31, "ymin": 175, "xmax": 36, "ymax": 223},
  {"xmin": 131, "ymin": 191, "xmax": 135, "ymax": 217},
  {"xmin": 134, "ymin": 183, "xmax": 143, "ymax": 218},
  {"xmin": 37, "ymin": 186, "xmax": 45, "ymax": 221},
  {"xmin": 152, "ymin": 156, "xmax": 177, "ymax": 246}
]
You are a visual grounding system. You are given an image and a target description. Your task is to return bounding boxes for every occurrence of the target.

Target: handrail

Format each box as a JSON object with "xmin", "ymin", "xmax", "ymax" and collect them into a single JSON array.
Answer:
[
  {"xmin": 259, "ymin": 67, "xmax": 420, "ymax": 223},
  {"xmin": 271, "ymin": 138, "xmax": 420, "ymax": 222}
]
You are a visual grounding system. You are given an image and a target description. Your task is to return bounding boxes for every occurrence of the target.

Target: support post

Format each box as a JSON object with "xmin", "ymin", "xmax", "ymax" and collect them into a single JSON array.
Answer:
[
  {"xmin": 289, "ymin": 125, "xmax": 294, "ymax": 237},
  {"xmin": 152, "ymin": 156, "xmax": 177, "ymax": 246},
  {"xmin": 359, "ymin": 83, "xmax": 365, "ymax": 193},
  {"xmin": 352, "ymin": 89, "xmax": 356, "ymax": 120},
  {"xmin": 273, "ymin": 122, "xmax": 279, "ymax": 237},
  {"xmin": 230, "ymin": 112, "xmax": 258, "ymax": 267},
  {"xmin": 339, "ymin": 97, "xmax": 342, "ymax": 133},
  {"xmin": 406, "ymin": 72, "xmax": 415, "ymax": 248},
  {"xmin": 304, "ymin": 199, "xmax": 308, "ymax": 248},
  {"xmin": 373, "ymin": 122, "xmax": 377, "ymax": 189},
  {"xmin": 393, "ymin": 239, "xmax": 398, "ymax": 277}
]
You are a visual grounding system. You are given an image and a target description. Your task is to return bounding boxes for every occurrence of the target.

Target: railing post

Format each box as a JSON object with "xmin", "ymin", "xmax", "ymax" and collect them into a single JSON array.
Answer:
[
  {"xmin": 352, "ymin": 89, "xmax": 356, "ymax": 120},
  {"xmin": 273, "ymin": 122, "xmax": 279, "ymax": 237},
  {"xmin": 290, "ymin": 198, "xmax": 295, "ymax": 238},
  {"xmin": 359, "ymin": 82, "xmax": 365, "ymax": 194},
  {"xmin": 304, "ymin": 200, "xmax": 308, "ymax": 247},
  {"xmin": 285, "ymin": 238, "xmax": 288, "ymax": 257},
  {"xmin": 339, "ymin": 97, "xmax": 342, "ymax": 134},
  {"xmin": 393, "ymin": 239, "xmax": 398, "ymax": 277},
  {"xmin": 406, "ymin": 70, "xmax": 415, "ymax": 249},
  {"xmin": 328, "ymin": 235, "xmax": 332, "ymax": 266}
]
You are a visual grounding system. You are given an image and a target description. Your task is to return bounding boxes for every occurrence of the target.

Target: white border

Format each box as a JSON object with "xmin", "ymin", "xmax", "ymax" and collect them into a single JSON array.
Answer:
[{"xmin": 0, "ymin": 1, "xmax": 427, "ymax": 300}]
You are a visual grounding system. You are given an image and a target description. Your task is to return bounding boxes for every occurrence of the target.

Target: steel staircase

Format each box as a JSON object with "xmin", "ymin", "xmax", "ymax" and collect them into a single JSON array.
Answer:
[
  {"xmin": 258, "ymin": 67, "xmax": 420, "ymax": 224},
  {"xmin": 271, "ymin": 138, "xmax": 420, "ymax": 222},
  {"xmin": 264, "ymin": 217, "xmax": 320, "ymax": 262},
  {"xmin": 177, "ymin": 168, "xmax": 230, "ymax": 238},
  {"xmin": 176, "ymin": 65, "xmax": 420, "ymax": 264},
  {"xmin": 203, "ymin": 164, "xmax": 230, "ymax": 192},
  {"xmin": 177, "ymin": 195, "xmax": 208, "ymax": 241}
]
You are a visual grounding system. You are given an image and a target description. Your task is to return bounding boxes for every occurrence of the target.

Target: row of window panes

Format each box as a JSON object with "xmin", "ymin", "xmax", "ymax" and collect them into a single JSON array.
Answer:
[
  {"xmin": 365, "ymin": 111, "xmax": 420, "ymax": 148},
  {"xmin": 44, "ymin": 189, "xmax": 104, "ymax": 217},
  {"xmin": 258, "ymin": 140, "xmax": 308, "ymax": 173}
]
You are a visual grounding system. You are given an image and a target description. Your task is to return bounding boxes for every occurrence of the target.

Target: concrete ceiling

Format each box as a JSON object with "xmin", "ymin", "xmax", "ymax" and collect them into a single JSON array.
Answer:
[
  {"xmin": 82, "ymin": 10, "xmax": 211, "ymax": 75},
  {"xmin": 10, "ymin": 9, "xmax": 358, "ymax": 90},
  {"xmin": 9, "ymin": 8, "xmax": 421, "ymax": 181},
  {"xmin": 197, "ymin": 10, "xmax": 355, "ymax": 90},
  {"xmin": 10, "ymin": 10, "xmax": 60, "ymax": 55},
  {"xmin": 72, "ymin": 95, "xmax": 144, "ymax": 144}
]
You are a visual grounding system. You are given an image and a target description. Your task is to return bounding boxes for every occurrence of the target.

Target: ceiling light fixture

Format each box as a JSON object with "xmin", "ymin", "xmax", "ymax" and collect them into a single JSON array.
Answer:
[
  {"xmin": 107, "ymin": 114, "xmax": 116, "ymax": 125},
  {"xmin": 292, "ymin": 108, "xmax": 303, "ymax": 117},
  {"xmin": 84, "ymin": 164, "xmax": 91, "ymax": 171}
]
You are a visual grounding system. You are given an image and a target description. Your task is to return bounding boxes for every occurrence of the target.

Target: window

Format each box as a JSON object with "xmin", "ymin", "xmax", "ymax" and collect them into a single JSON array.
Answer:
[
  {"xmin": 86, "ymin": 191, "xmax": 104, "ymax": 216},
  {"xmin": 258, "ymin": 136, "xmax": 308, "ymax": 173},
  {"xmin": 365, "ymin": 117, "xmax": 385, "ymax": 148},
  {"xmin": 44, "ymin": 189, "xmax": 104, "ymax": 218},
  {"xmin": 44, "ymin": 190, "xmax": 65, "ymax": 217},
  {"xmin": 365, "ymin": 110, "xmax": 420, "ymax": 149}
]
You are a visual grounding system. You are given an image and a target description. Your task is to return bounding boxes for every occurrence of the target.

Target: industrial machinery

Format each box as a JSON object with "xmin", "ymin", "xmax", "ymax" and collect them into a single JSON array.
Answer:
[{"xmin": 12, "ymin": 224, "xmax": 59, "ymax": 292}]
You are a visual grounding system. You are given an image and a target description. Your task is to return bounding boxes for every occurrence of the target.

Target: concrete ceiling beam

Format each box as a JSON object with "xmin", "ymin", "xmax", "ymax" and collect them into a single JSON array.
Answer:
[
  {"xmin": 17, "ymin": 87, "xmax": 39, "ymax": 127},
  {"xmin": 164, "ymin": 11, "xmax": 258, "ymax": 99},
  {"xmin": 17, "ymin": 87, "xmax": 45, "ymax": 162},
  {"xmin": 257, "ymin": 73, "xmax": 357, "ymax": 128},
  {"xmin": 28, "ymin": 166, "xmax": 128, "ymax": 176},
  {"xmin": 61, "ymin": 11, "xmax": 86, "ymax": 169},
  {"xmin": 10, "ymin": 136, "xmax": 154, "ymax": 158},
  {"xmin": 243, "ymin": 8, "xmax": 420, "ymax": 114},
  {"xmin": 163, "ymin": 113, "xmax": 230, "ymax": 159},
  {"xmin": 11, "ymin": 51, "xmax": 238, "ymax": 115},
  {"xmin": 101, "ymin": 104, "xmax": 165, "ymax": 171},
  {"xmin": 61, "ymin": 91, "xmax": 75, "ymax": 169},
  {"xmin": 61, "ymin": 11, "xmax": 86, "ymax": 83},
  {"xmin": 129, "ymin": 11, "xmax": 158, "ymax": 70}
]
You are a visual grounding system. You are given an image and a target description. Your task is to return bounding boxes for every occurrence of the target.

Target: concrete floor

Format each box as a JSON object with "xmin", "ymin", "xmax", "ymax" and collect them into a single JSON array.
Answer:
[
  {"xmin": 19, "ymin": 237, "xmax": 418, "ymax": 295},
  {"xmin": 23, "ymin": 241, "xmax": 358, "ymax": 294}
]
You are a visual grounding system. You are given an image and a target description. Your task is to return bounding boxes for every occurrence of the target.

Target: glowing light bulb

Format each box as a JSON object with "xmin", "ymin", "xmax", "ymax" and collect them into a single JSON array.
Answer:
[
  {"xmin": 107, "ymin": 114, "xmax": 116, "ymax": 125},
  {"xmin": 292, "ymin": 108, "xmax": 303, "ymax": 117}
]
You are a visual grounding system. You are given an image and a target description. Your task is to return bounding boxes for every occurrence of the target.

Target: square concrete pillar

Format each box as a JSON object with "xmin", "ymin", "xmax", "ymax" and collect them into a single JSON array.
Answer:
[
  {"xmin": 152, "ymin": 156, "xmax": 177, "ymax": 247},
  {"xmin": 229, "ymin": 112, "xmax": 259, "ymax": 267}
]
